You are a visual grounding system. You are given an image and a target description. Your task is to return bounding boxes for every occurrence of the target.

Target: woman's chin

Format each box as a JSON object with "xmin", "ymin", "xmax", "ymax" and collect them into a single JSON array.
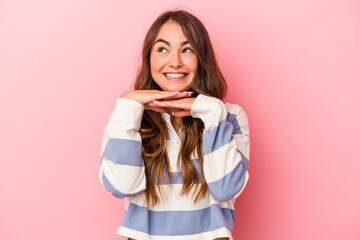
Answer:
[
  {"xmin": 163, "ymin": 87, "xmax": 185, "ymax": 92},
  {"xmin": 163, "ymin": 86, "xmax": 192, "ymax": 93}
]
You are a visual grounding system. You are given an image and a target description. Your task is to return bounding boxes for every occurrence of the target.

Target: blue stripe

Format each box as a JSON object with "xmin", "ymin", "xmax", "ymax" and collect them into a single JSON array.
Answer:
[
  {"xmin": 102, "ymin": 173, "xmax": 144, "ymax": 199},
  {"xmin": 203, "ymin": 119, "xmax": 234, "ymax": 155},
  {"xmin": 169, "ymin": 172, "xmax": 183, "ymax": 184},
  {"xmin": 191, "ymin": 158, "xmax": 202, "ymax": 177},
  {"xmin": 226, "ymin": 112, "xmax": 242, "ymax": 134},
  {"xmin": 157, "ymin": 171, "xmax": 183, "ymax": 185},
  {"xmin": 207, "ymin": 159, "xmax": 247, "ymax": 202},
  {"xmin": 237, "ymin": 149, "xmax": 249, "ymax": 171},
  {"xmin": 104, "ymin": 138, "xmax": 144, "ymax": 166},
  {"xmin": 157, "ymin": 159, "xmax": 202, "ymax": 185},
  {"xmin": 121, "ymin": 203, "xmax": 235, "ymax": 235},
  {"xmin": 155, "ymin": 154, "xmax": 247, "ymax": 187}
]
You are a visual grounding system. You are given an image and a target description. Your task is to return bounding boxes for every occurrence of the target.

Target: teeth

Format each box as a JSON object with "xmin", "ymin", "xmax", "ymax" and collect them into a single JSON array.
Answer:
[{"xmin": 165, "ymin": 73, "xmax": 186, "ymax": 78}]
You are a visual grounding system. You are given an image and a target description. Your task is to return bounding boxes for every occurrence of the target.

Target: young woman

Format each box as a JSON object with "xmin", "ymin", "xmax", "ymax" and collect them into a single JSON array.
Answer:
[{"xmin": 99, "ymin": 10, "xmax": 250, "ymax": 240}]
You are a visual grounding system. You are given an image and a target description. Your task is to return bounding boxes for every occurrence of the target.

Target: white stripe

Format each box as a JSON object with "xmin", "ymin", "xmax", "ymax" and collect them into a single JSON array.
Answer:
[
  {"xmin": 103, "ymin": 122, "xmax": 143, "ymax": 141},
  {"xmin": 190, "ymin": 94, "xmax": 228, "ymax": 133},
  {"xmin": 225, "ymin": 102, "xmax": 250, "ymax": 137},
  {"xmin": 232, "ymin": 134, "xmax": 250, "ymax": 159},
  {"xmin": 102, "ymin": 97, "xmax": 144, "ymax": 142},
  {"xmin": 117, "ymin": 226, "xmax": 233, "ymax": 240},
  {"xmin": 203, "ymin": 139, "xmax": 243, "ymax": 183},
  {"xmin": 105, "ymin": 128, "xmax": 142, "ymax": 141},
  {"xmin": 99, "ymin": 165, "xmax": 104, "ymax": 186},
  {"xmin": 101, "ymin": 158, "xmax": 145, "ymax": 194}
]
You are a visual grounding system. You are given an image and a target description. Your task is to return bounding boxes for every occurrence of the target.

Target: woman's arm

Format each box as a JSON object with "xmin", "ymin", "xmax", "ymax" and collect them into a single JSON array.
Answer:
[
  {"xmin": 99, "ymin": 91, "xmax": 193, "ymax": 199},
  {"xmin": 99, "ymin": 97, "xmax": 146, "ymax": 199},
  {"xmin": 149, "ymin": 93, "xmax": 250, "ymax": 202},
  {"xmin": 190, "ymin": 94, "xmax": 250, "ymax": 202}
]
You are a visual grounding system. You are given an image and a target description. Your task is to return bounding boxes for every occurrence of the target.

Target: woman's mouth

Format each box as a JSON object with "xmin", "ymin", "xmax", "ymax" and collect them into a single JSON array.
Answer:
[{"xmin": 163, "ymin": 72, "xmax": 189, "ymax": 81}]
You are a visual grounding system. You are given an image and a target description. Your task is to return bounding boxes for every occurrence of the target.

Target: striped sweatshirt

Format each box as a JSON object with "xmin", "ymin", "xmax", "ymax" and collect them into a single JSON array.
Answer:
[{"xmin": 99, "ymin": 93, "xmax": 250, "ymax": 240}]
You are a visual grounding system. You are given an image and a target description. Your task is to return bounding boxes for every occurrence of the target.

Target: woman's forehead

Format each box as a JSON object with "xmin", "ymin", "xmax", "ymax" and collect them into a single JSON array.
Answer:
[{"xmin": 155, "ymin": 22, "xmax": 189, "ymax": 45}]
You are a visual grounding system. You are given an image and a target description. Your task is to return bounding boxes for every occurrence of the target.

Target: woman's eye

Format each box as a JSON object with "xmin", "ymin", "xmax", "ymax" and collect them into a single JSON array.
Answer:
[
  {"xmin": 158, "ymin": 47, "xmax": 168, "ymax": 53},
  {"xmin": 157, "ymin": 47, "xmax": 193, "ymax": 53},
  {"xmin": 183, "ymin": 48, "xmax": 193, "ymax": 53}
]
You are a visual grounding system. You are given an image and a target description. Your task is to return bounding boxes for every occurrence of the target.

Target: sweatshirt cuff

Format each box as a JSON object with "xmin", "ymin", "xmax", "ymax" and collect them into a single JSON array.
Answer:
[
  {"xmin": 190, "ymin": 94, "xmax": 227, "ymax": 132},
  {"xmin": 112, "ymin": 98, "xmax": 145, "ymax": 131}
]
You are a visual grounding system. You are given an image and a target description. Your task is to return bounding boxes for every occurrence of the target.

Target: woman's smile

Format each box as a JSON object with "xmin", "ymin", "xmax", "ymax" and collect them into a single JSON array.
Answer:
[{"xmin": 163, "ymin": 72, "xmax": 189, "ymax": 81}]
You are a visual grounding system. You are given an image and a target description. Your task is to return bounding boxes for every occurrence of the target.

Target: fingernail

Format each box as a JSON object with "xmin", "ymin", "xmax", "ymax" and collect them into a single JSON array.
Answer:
[
  {"xmin": 172, "ymin": 91, "xmax": 180, "ymax": 93},
  {"xmin": 183, "ymin": 91, "xmax": 193, "ymax": 93},
  {"xmin": 172, "ymin": 112, "xmax": 175, "ymax": 115},
  {"xmin": 152, "ymin": 100, "xmax": 158, "ymax": 103}
]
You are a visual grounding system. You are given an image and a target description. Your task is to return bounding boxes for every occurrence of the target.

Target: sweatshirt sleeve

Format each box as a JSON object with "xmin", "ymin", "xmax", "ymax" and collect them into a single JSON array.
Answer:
[
  {"xmin": 190, "ymin": 94, "xmax": 250, "ymax": 202},
  {"xmin": 99, "ymin": 97, "xmax": 146, "ymax": 199}
]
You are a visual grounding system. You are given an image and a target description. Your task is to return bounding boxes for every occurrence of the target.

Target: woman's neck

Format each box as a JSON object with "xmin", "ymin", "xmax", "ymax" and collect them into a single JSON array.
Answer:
[{"xmin": 166, "ymin": 107, "xmax": 183, "ymax": 133}]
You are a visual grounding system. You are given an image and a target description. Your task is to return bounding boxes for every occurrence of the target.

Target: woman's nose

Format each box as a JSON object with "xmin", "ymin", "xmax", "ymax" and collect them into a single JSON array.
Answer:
[{"xmin": 168, "ymin": 52, "xmax": 183, "ymax": 68}]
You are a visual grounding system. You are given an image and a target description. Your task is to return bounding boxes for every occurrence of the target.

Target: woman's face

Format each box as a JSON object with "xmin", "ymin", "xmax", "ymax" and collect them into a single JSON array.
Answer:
[{"xmin": 150, "ymin": 21, "xmax": 198, "ymax": 92}]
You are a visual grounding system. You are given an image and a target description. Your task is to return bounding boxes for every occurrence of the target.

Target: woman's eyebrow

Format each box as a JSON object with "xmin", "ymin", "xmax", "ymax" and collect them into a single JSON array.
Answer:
[{"xmin": 154, "ymin": 38, "xmax": 189, "ymax": 46}]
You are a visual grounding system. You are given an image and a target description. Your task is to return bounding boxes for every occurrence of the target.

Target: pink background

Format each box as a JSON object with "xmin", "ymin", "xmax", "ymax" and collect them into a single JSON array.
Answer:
[{"xmin": 1, "ymin": 0, "xmax": 359, "ymax": 239}]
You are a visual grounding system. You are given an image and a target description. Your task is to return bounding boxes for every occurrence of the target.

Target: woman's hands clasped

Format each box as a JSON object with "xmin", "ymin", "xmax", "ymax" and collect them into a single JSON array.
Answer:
[{"xmin": 120, "ymin": 90, "xmax": 196, "ymax": 117}]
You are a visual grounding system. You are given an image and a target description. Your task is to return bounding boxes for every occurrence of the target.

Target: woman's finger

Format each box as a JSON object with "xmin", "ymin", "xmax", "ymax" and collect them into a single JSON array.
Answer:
[
  {"xmin": 172, "ymin": 110, "xmax": 192, "ymax": 117},
  {"xmin": 169, "ymin": 91, "xmax": 193, "ymax": 98},
  {"xmin": 149, "ymin": 100, "xmax": 187, "ymax": 110},
  {"xmin": 157, "ymin": 91, "xmax": 193, "ymax": 100},
  {"xmin": 144, "ymin": 104, "xmax": 167, "ymax": 113},
  {"xmin": 149, "ymin": 98, "xmax": 195, "ymax": 110},
  {"xmin": 120, "ymin": 90, "xmax": 193, "ymax": 105}
]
